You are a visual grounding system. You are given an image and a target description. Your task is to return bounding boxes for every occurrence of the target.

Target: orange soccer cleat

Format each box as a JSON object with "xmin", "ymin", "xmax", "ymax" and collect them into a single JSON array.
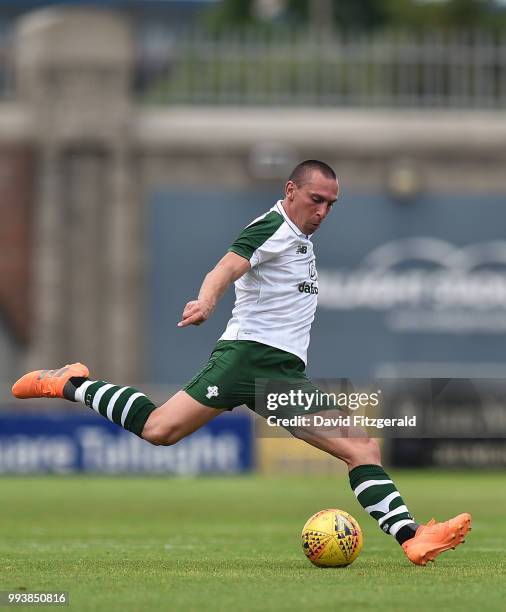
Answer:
[
  {"xmin": 402, "ymin": 513, "xmax": 472, "ymax": 566},
  {"xmin": 12, "ymin": 363, "xmax": 89, "ymax": 400}
]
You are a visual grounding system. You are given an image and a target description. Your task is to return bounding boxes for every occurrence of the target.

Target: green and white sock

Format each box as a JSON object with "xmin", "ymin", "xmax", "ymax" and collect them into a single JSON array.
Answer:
[
  {"xmin": 349, "ymin": 464, "xmax": 417, "ymax": 543},
  {"xmin": 69, "ymin": 379, "xmax": 156, "ymax": 437}
]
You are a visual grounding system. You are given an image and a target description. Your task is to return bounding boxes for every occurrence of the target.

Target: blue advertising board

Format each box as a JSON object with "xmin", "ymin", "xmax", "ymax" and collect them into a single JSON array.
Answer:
[{"xmin": 0, "ymin": 411, "xmax": 253, "ymax": 474}]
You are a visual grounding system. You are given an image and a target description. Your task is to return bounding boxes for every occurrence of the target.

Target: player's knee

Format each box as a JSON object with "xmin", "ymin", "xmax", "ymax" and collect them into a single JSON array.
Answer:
[{"xmin": 141, "ymin": 419, "xmax": 183, "ymax": 446}]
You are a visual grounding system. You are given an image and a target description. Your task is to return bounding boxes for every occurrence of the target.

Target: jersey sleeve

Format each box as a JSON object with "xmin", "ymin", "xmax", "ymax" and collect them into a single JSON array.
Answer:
[{"xmin": 228, "ymin": 211, "xmax": 286, "ymax": 267}]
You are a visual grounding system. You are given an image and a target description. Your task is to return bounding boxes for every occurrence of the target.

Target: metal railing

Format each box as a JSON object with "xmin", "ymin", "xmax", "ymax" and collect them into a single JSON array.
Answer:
[
  {"xmin": 0, "ymin": 24, "xmax": 504, "ymax": 109},
  {"xmin": 137, "ymin": 28, "xmax": 506, "ymax": 108}
]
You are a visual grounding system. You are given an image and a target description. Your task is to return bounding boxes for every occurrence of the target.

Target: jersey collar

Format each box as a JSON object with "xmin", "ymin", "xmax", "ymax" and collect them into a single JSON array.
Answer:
[{"xmin": 275, "ymin": 200, "xmax": 310, "ymax": 239}]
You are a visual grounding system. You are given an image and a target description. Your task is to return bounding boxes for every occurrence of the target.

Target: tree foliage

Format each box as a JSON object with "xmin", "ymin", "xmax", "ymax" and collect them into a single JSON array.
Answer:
[{"xmin": 204, "ymin": 0, "xmax": 506, "ymax": 31}]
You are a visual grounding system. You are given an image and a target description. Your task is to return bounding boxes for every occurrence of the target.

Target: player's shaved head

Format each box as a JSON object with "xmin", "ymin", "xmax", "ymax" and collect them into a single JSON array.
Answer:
[
  {"xmin": 283, "ymin": 159, "xmax": 338, "ymax": 235},
  {"xmin": 288, "ymin": 160, "xmax": 336, "ymax": 187}
]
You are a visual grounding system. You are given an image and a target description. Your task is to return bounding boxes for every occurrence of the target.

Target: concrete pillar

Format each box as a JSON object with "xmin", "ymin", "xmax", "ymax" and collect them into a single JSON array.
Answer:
[
  {"xmin": 103, "ymin": 145, "xmax": 145, "ymax": 383},
  {"xmin": 29, "ymin": 145, "xmax": 65, "ymax": 368},
  {"xmin": 15, "ymin": 8, "xmax": 143, "ymax": 382},
  {"xmin": 64, "ymin": 148, "xmax": 107, "ymax": 371}
]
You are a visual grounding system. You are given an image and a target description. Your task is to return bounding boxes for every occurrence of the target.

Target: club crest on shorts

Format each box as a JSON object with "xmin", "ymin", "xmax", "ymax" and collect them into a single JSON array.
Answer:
[{"xmin": 206, "ymin": 385, "xmax": 219, "ymax": 399}]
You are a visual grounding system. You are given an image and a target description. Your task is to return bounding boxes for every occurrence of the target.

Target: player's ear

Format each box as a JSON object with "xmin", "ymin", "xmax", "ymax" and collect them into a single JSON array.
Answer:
[{"xmin": 286, "ymin": 180, "xmax": 296, "ymax": 200}]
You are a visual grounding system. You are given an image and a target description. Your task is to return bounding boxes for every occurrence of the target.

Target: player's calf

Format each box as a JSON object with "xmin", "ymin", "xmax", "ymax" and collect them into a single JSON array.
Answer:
[
  {"xmin": 318, "ymin": 436, "xmax": 382, "ymax": 469},
  {"xmin": 141, "ymin": 391, "xmax": 227, "ymax": 446},
  {"xmin": 141, "ymin": 418, "xmax": 182, "ymax": 446}
]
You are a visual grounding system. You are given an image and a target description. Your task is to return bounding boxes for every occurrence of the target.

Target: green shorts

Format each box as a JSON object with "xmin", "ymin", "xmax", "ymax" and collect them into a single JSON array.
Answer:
[{"xmin": 183, "ymin": 340, "xmax": 318, "ymax": 413}]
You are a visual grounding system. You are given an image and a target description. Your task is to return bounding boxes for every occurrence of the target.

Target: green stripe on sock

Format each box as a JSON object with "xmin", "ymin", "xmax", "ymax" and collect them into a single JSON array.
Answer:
[
  {"xmin": 111, "ymin": 388, "xmax": 138, "ymax": 426},
  {"xmin": 124, "ymin": 396, "xmax": 156, "ymax": 436},
  {"xmin": 96, "ymin": 386, "xmax": 120, "ymax": 417},
  {"xmin": 349, "ymin": 464, "xmax": 390, "ymax": 489},
  {"xmin": 388, "ymin": 496, "xmax": 406, "ymax": 512},
  {"xmin": 356, "ymin": 482, "xmax": 397, "ymax": 506}
]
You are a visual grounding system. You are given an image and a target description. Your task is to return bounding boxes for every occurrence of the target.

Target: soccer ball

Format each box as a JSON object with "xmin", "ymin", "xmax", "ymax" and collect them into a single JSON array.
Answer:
[{"xmin": 301, "ymin": 509, "xmax": 363, "ymax": 567}]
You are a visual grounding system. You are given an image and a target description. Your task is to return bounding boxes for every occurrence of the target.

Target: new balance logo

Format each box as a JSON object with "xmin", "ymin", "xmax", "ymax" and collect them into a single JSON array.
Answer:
[
  {"xmin": 298, "ymin": 281, "xmax": 318, "ymax": 295},
  {"xmin": 296, "ymin": 245, "xmax": 307, "ymax": 254},
  {"xmin": 206, "ymin": 385, "xmax": 219, "ymax": 399}
]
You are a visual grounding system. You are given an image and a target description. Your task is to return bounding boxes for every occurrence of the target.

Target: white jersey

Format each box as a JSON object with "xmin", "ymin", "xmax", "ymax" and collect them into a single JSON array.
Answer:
[{"xmin": 220, "ymin": 201, "xmax": 318, "ymax": 364}]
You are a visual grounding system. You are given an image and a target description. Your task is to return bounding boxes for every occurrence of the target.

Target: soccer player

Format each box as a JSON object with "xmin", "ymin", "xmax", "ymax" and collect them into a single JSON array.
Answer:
[{"xmin": 12, "ymin": 160, "xmax": 470, "ymax": 566}]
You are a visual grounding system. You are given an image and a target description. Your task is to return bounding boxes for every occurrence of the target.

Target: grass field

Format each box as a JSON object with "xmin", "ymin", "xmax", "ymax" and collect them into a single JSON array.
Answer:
[{"xmin": 0, "ymin": 471, "xmax": 504, "ymax": 611}]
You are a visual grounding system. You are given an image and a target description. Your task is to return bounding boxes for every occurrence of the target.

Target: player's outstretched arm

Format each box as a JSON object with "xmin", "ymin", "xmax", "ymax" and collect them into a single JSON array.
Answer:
[{"xmin": 178, "ymin": 252, "xmax": 250, "ymax": 327}]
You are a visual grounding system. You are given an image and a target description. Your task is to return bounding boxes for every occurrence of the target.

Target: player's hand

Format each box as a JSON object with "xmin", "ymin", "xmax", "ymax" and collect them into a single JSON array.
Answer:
[{"xmin": 178, "ymin": 299, "xmax": 213, "ymax": 327}]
